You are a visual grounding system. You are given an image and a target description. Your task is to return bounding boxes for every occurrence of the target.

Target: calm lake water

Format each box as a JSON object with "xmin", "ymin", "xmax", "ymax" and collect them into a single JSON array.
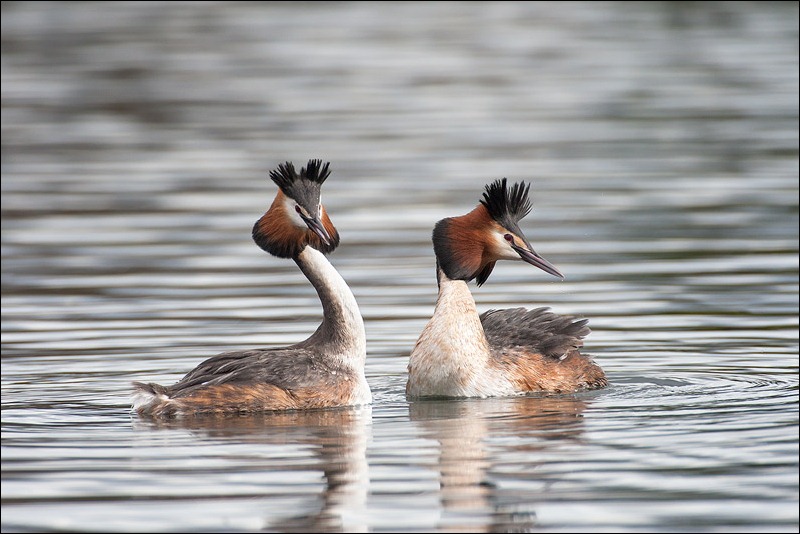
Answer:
[{"xmin": 2, "ymin": 2, "xmax": 798, "ymax": 532}]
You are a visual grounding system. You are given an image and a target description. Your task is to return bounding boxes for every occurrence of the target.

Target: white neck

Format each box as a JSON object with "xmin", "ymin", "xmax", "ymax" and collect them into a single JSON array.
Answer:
[
  {"xmin": 294, "ymin": 247, "xmax": 367, "ymax": 369},
  {"xmin": 407, "ymin": 270, "xmax": 506, "ymax": 397}
]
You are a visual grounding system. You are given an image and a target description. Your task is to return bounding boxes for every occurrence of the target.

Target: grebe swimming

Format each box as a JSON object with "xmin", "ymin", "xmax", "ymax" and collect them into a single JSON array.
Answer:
[
  {"xmin": 133, "ymin": 159, "xmax": 370, "ymax": 417},
  {"xmin": 406, "ymin": 178, "xmax": 606, "ymax": 398}
]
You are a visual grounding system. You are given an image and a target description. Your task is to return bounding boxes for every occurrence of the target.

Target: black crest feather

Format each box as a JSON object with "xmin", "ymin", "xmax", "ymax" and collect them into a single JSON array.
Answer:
[
  {"xmin": 480, "ymin": 178, "xmax": 532, "ymax": 225},
  {"xmin": 269, "ymin": 159, "xmax": 331, "ymax": 191},
  {"xmin": 302, "ymin": 159, "xmax": 331, "ymax": 184}
]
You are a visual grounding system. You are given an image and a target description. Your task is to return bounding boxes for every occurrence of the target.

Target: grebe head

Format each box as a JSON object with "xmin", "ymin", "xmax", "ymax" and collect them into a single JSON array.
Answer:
[
  {"xmin": 252, "ymin": 159, "xmax": 341, "ymax": 258},
  {"xmin": 432, "ymin": 178, "xmax": 564, "ymax": 286}
]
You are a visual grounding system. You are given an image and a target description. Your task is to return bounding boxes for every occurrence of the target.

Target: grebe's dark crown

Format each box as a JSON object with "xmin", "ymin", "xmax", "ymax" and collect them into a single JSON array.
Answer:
[
  {"xmin": 269, "ymin": 159, "xmax": 331, "ymax": 191},
  {"xmin": 268, "ymin": 159, "xmax": 331, "ymax": 219},
  {"xmin": 480, "ymin": 178, "xmax": 532, "ymax": 227}
]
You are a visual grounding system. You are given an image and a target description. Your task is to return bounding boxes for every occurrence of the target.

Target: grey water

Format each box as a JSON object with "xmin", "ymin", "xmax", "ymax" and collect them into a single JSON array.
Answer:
[{"xmin": 1, "ymin": 1, "xmax": 798, "ymax": 532}]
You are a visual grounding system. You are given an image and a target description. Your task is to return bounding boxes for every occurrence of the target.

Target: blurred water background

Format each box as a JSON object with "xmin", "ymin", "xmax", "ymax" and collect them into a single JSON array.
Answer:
[{"xmin": 2, "ymin": 1, "xmax": 798, "ymax": 532}]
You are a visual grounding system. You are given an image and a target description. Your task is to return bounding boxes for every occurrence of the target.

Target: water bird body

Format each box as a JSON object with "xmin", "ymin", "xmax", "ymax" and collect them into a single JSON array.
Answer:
[
  {"xmin": 406, "ymin": 179, "xmax": 607, "ymax": 398},
  {"xmin": 133, "ymin": 160, "xmax": 371, "ymax": 417}
]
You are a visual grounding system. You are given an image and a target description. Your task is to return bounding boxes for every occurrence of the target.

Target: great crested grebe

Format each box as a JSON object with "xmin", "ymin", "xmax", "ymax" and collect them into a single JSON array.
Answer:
[
  {"xmin": 133, "ymin": 159, "xmax": 371, "ymax": 417},
  {"xmin": 406, "ymin": 178, "xmax": 607, "ymax": 398}
]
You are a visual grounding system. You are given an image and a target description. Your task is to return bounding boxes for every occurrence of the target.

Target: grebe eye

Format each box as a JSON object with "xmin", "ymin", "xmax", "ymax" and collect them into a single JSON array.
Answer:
[
  {"xmin": 295, "ymin": 205, "xmax": 302, "ymax": 214},
  {"xmin": 504, "ymin": 234, "xmax": 514, "ymax": 243}
]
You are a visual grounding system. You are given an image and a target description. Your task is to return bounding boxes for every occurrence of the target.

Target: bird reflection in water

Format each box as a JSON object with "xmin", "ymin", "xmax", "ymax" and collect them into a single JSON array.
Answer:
[
  {"xmin": 409, "ymin": 395, "xmax": 588, "ymax": 532},
  {"xmin": 134, "ymin": 405, "xmax": 371, "ymax": 533}
]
